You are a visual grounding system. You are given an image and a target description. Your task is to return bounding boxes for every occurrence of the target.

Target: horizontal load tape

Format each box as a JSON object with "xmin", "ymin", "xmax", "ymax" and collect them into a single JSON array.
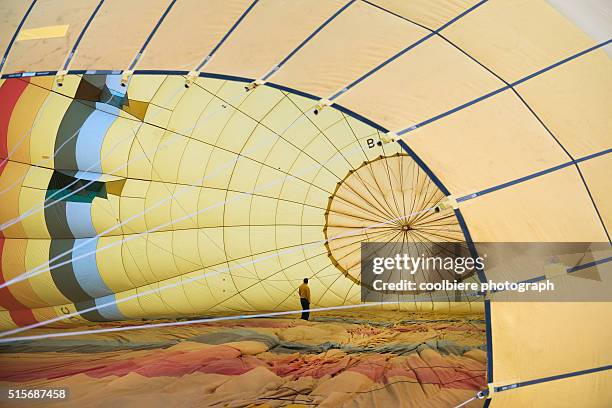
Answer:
[{"xmin": 493, "ymin": 365, "xmax": 612, "ymax": 393}]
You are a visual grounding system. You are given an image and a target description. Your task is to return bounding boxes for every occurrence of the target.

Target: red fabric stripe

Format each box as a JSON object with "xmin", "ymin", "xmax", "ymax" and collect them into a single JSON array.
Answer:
[
  {"xmin": 0, "ymin": 80, "xmax": 28, "ymax": 216},
  {"xmin": 8, "ymin": 308, "xmax": 38, "ymax": 327},
  {"xmin": 0, "ymin": 78, "xmax": 30, "ymax": 161},
  {"xmin": 0, "ymin": 78, "xmax": 37, "ymax": 326},
  {"xmin": 0, "ymin": 237, "xmax": 37, "ymax": 325}
]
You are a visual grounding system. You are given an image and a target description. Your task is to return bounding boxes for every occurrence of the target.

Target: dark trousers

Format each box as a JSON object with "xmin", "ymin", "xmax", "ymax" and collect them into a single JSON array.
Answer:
[{"xmin": 300, "ymin": 298, "xmax": 310, "ymax": 320}]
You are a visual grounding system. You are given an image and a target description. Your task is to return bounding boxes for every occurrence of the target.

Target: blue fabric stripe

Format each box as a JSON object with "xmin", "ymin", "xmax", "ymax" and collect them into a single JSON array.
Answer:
[
  {"xmin": 128, "ymin": 0, "xmax": 178, "ymax": 70},
  {"xmin": 494, "ymin": 364, "xmax": 612, "ymax": 392},
  {"xmin": 492, "ymin": 256, "xmax": 611, "ymax": 293},
  {"xmin": 574, "ymin": 148, "xmax": 612, "ymax": 164},
  {"xmin": 66, "ymin": 202, "xmax": 97, "ymax": 238},
  {"xmin": 134, "ymin": 69, "xmax": 190, "ymax": 76},
  {"xmin": 567, "ymin": 256, "xmax": 612, "ymax": 273},
  {"xmin": 457, "ymin": 162, "xmax": 574, "ymax": 202},
  {"xmin": 76, "ymin": 109, "xmax": 116, "ymax": 172},
  {"xmin": 457, "ymin": 148, "xmax": 612, "ymax": 203},
  {"xmin": 95, "ymin": 294, "xmax": 125, "ymax": 320},
  {"xmin": 63, "ymin": 0, "xmax": 105, "ymax": 70},
  {"xmin": 512, "ymin": 39, "xmax": 612, "ymax": 88},
  {"xmin": 484, "ymin": 299, "xmax": 493, "ymax": 383},
  {"xmin": 453, "ymin": 208, "xmax": 487, "ymax": 283},
  {"xmin": 266, "ymin": 82, "xmax": 319, "ymax": 101},
  {"xmin": 0, "ymin": 69, "xmax": 387, "ymax": 134},
  {"xmin": 437, "ymin": 0, "xmax": 488, "ymax": 31},
  {"xmin": 397, "ymin": 140, "xmax": 484, "ymax": 288},
  {"xmin": 397, "ymin": 139, "xmax": 450, "ymax": 196},
  {"xmin": 333, "ymin": 104, "xmax": 388, "ymax": 133},
  {"xmin": 262, "ymin": 0, "xmax": 356, "ymax": 81},
  {"xmin": 397, "ymin": 86, "xmax": 507, "ymax": 136},
  {"xmin": 575, "ymin": 167, "xmax": 611, "ymax": 244},
  {"xmin": 0, "ymin": 0, "xmax": 37, "ymax": 72},
  {"xmin": 72, "ymin": 237, "xmax": 114, "ymax": 298},
  {"xmin": 105, "ymin": 74, "xmax": 126, "ymax": 97},
  {"xmin": 73, "ymin": 170, "xmax": 101, "ymax": 181},
  {"xmin": 396, "ymin": 127, "xmax": 484, "ymax": 295},
  {"xmin": 195, "ymin": 0, "xmax": 260, "ymax": 71},
  {"xmin": 517, "ymin": 275, "xmax": 546, "ymax": 284},
  {"xmin": 95, "ymin": 102, "xmax": 120, "ymax": 116},
  {"xmin": 81, "ymin": 70, "xmax": 122, "ymax": 75},
  {"xmin": 3, "ymin": 70, "xmax": 58, "ymax": 78},
  {"xmin": 397, "ymin": 39, "xmax": 612, "ymax": 136},
  {"xmin": 330, "ymin": 31, "xmax": 435, "ymax": 101},
  {"xmin": 329, "ymin": 0, "xmax": 489, "ymax": 100}
]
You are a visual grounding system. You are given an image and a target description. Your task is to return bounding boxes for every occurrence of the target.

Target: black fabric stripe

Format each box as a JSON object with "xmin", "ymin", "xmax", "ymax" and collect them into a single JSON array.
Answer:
[
  {"xmin": 75, "ymin": 75, "xmax": 104, "ymax": 101},
  {"xmin": 54, "ymin": 101, "xmax": 92, "ymax": 170},
  {"xmin": 75, "ymin": 299, "xmax": 109, "ymax": 322},
  {"xmin": 48, "ymin": 170, "xmax": 107, "ymax": 204},
  {"xmin": 83, "ymin": 74, "xmax": 106, "ymax": 89},
  {"xmin": 49, "ymin": 239, "xmax": 91, "ymax": 303},
  {"xmin": 43, "ymin": 200, "xmax": 72, "ymax": 238}
]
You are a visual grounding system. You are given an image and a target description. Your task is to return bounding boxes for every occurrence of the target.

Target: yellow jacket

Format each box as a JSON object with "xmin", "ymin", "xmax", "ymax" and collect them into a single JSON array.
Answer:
[{"xmin": 298, "ymin": 283, "xmax": 310, "ymax": 301}]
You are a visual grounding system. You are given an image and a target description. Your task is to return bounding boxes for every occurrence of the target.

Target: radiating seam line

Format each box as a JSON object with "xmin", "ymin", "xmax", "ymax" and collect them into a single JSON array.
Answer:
[
  {"xmin": 505, "ymin": 255, "xmax": 612, "ymax": 287},
  {"xmin": 0, "ymin": 0, "xmax": 37, "ymax": 73},
  {"xmin": 397, "ymin": 39, "xmax": 612, "ymax": 136},
  {"xmin": 0, "ymin": 90, "xmax": 179, "ymax": 231},
  {"xmin": 0, "ymin": 302, "xmax": 398, "ymax": 343},
  {"xmin": 261, "ymin": 0, "xmax": 356, "ymax": 81},
  {"xmin": 195, "ymin": 0, "xmax": 260, "ymax": 71},
  {"xmin": 457, "ymin": 148, "xmax": 612, "ymax": 202},
  {"xmin": 128, "ymin": 0, "xmax": 178, "ymax": 71},
  {"xmin": 1, "ymin": 86, "xmax": 372, "ymax": 292},
  {"xmin": 0, "ymin": 85, "xmax": 258, "ymax": 285},
  {"xmin": 328, "ymin": 0, "xmax": 489, "ymax": 101},
  {"xmin": 0, "ymin": 207, "xmax": 437, "ymax": 339},
  {"xmin": 63, "ymin": 0, "xmax": 105, "ymax": 70}
]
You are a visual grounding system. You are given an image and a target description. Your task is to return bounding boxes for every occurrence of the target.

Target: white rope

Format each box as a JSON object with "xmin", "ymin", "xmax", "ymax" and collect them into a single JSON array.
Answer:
[
  {"xmin": 0, "ymin": 77, "xmax": 271, "ymax": 279},
  {"xmin": 0, "ymin": 277, "xmax": 474, "ymax": 343},
  {"xmin": 0, "ymin": 81, "xmax": 185, "ymax": 222},
  {"xmin": 452, "ymin": 390, "xmax": 488, "ymax": 408},
  {"xmin": 0, "ymin": 93, "xmax": 398, "ymax": 336},
  {"xmin": 0, "ymin": 91, "xmax": 346, "ymax": 289},
  {"xmin": 0, "ymin": 302, "xmax": 395, "ymax": 343},
  {"xmin": 453, "ymin": 395, "xmax": 477, "ymax": 408},
  {"xmin": 0, "ymin": 205, "xmax": 435, "ymax": 339},
  {"xmin": 0, "ymin": 78, "xmax": 235, "ymax": 230},
  {"xmin": 0, "ymin": 88, "xmax": 117, "ymax": 196},
  {"xmin": 0, "ymin": 78, "xmax": 438, "ymax": 339}
]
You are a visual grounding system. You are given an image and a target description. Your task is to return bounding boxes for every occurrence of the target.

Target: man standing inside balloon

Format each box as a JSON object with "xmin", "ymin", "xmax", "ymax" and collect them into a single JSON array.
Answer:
[{"xmin": 298, "ymin": 278, "xmax": 311, "ymax": 321}]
